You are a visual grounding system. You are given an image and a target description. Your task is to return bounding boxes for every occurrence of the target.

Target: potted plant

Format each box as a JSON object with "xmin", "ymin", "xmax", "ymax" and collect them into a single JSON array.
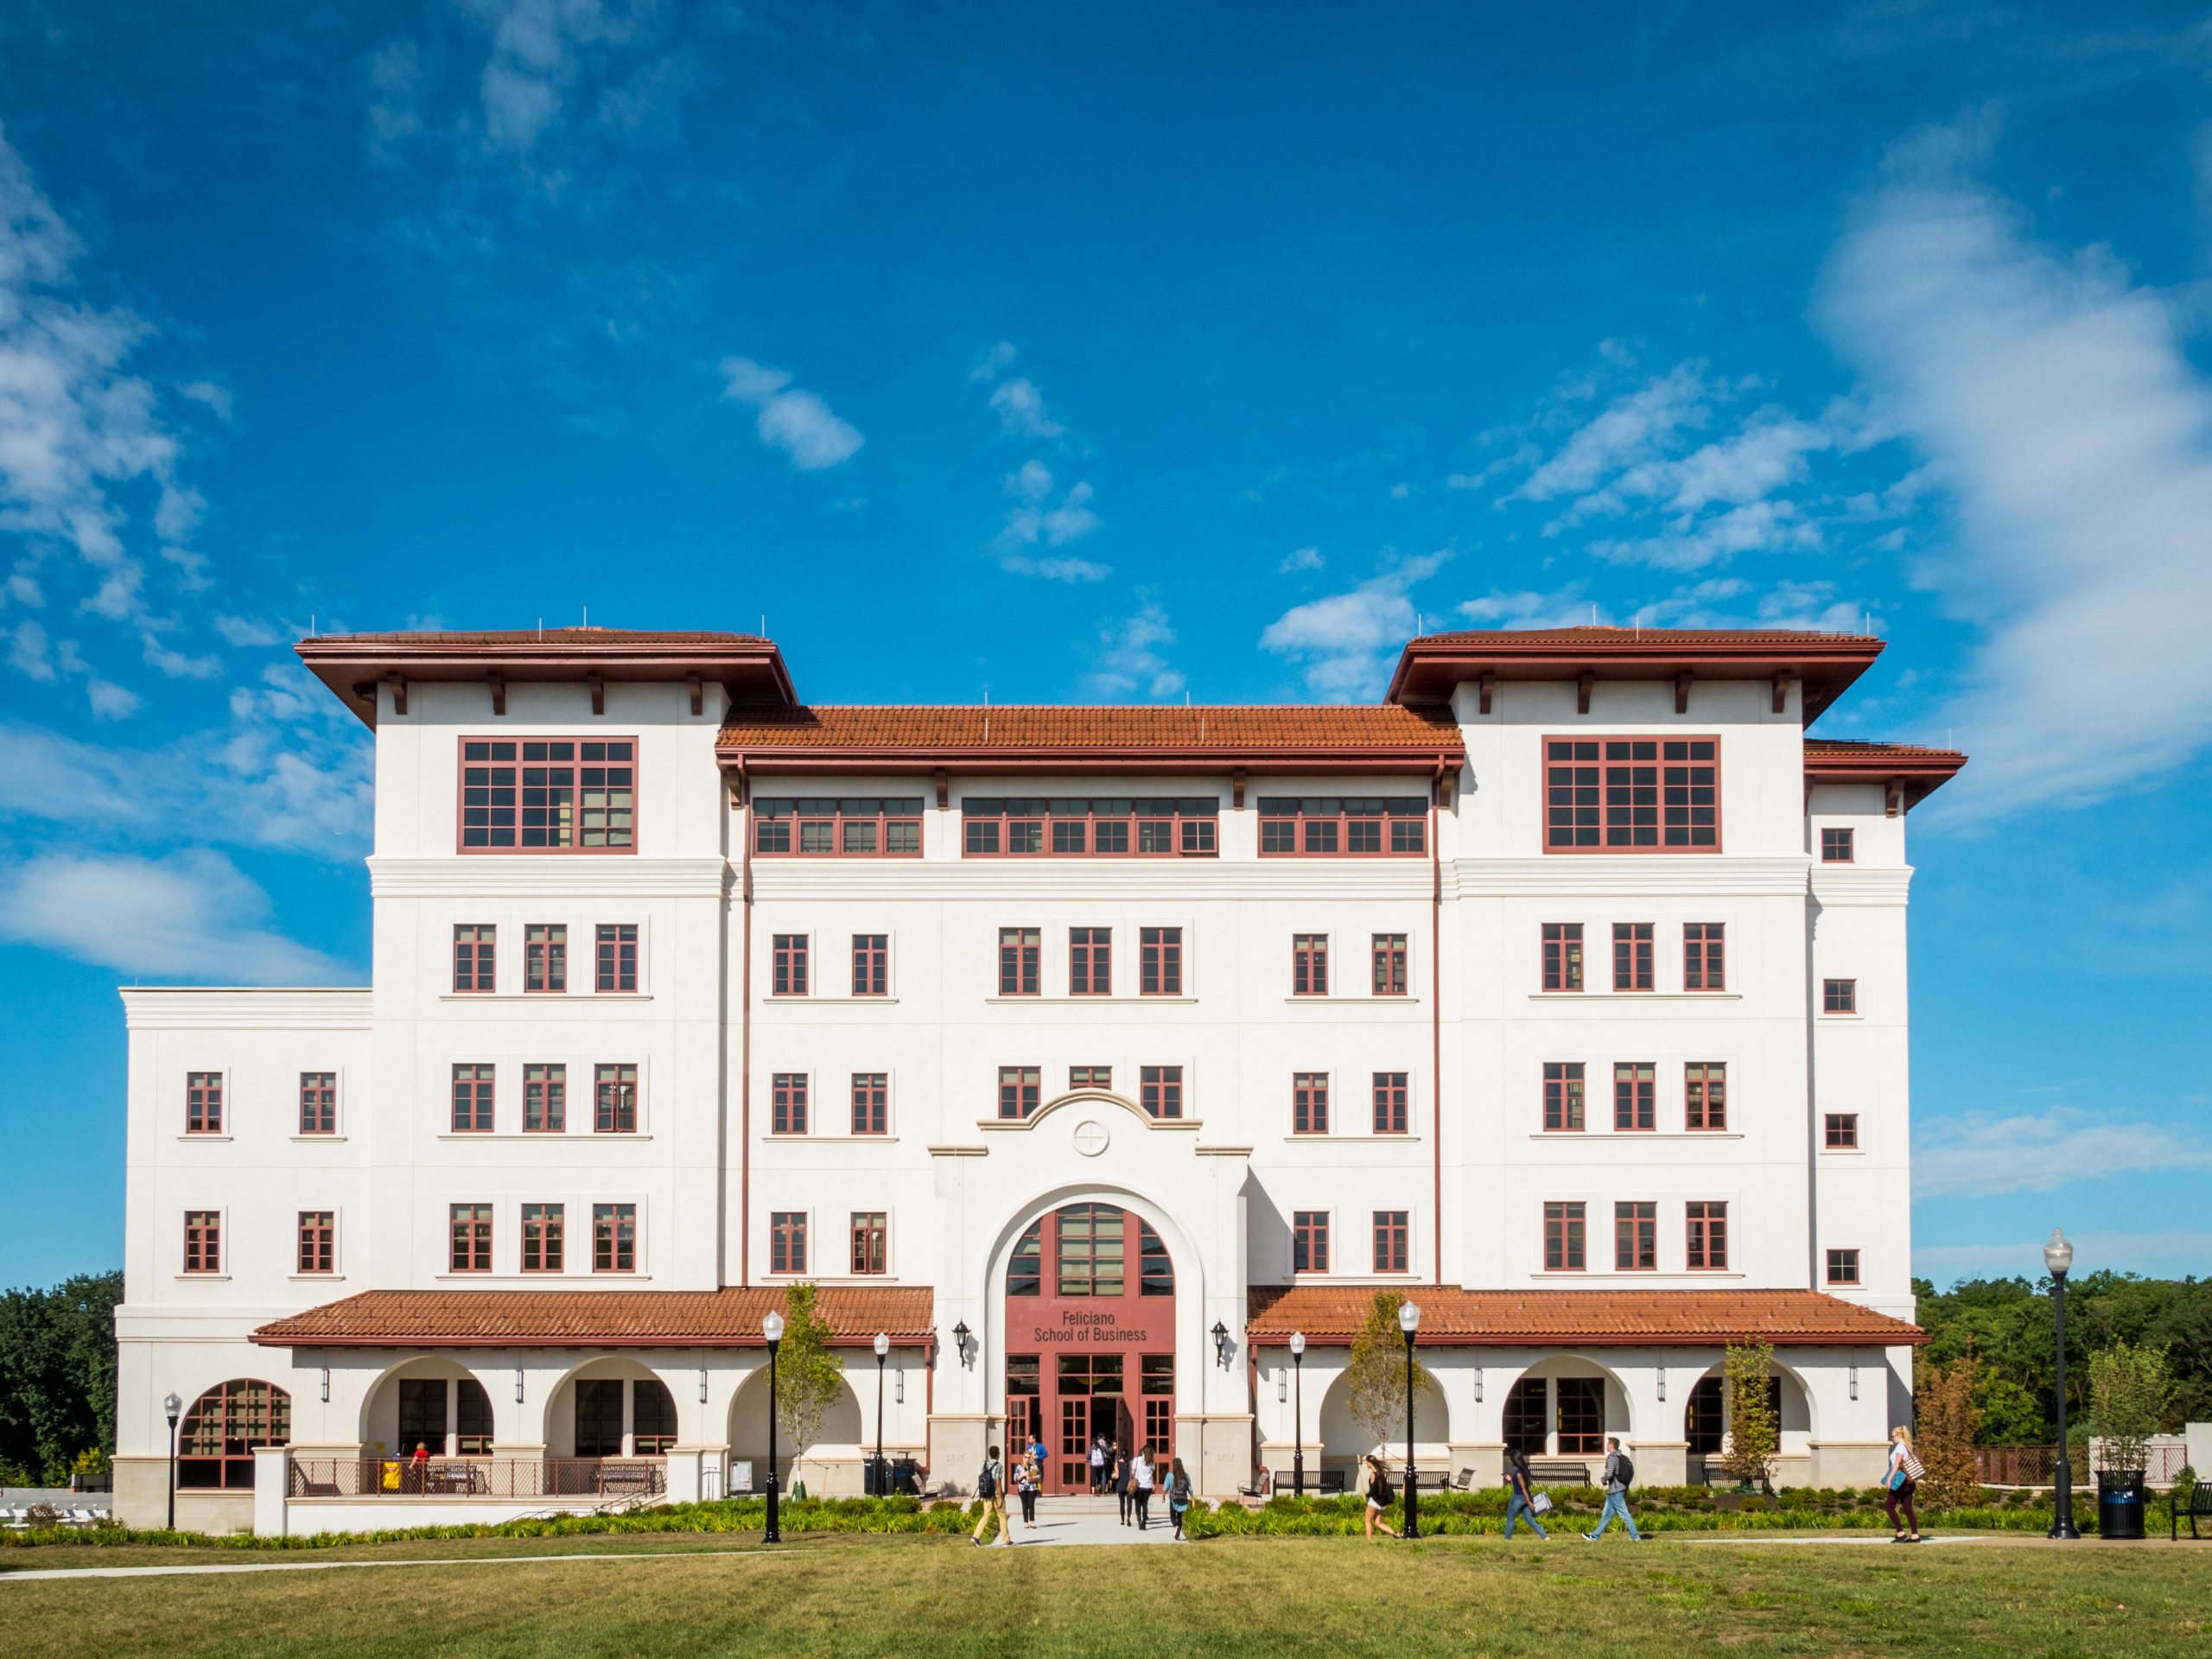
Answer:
[{"xmin": 2087, "ymin": 1341, "xmax": 2172, "ymax": 1541}]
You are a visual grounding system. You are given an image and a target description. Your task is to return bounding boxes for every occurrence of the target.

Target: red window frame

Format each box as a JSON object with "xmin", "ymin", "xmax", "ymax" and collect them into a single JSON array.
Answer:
[
  {"xmin": 1372, "ymin": 1071, "xmax": 1408, "ymax": 1135},
  {"xmin": 1614, "ymin": 1201, "xmax": 1657, "ymax": 1271},
  {"xmin": 772, "ymin": 933, "xmax": 809, "ymax": 996},
  {"xmin": 769, "ymin": 1211, "xmax": 807, "ymax": 1274},
  {"xmin": 521, "ymin": 1203, "xmax": 564, "ymax": 1273},
  {"xmin": 1543, "ymin": 1201, "xmax": 1585, "ymax": 1271},
  {"xmin": 524, "ymin": 1063, "xmax": 566, "ymax": 1133},
  {"xmin": 1140, "ymin": 1065, "xmax": 1183, "ymax": 1121},
  {"xmin": 593, "ymin": 1203, "xmax": 637, "ymax": 1273},
  {"xmin": 449, "ymin": 1203, "xmax": 493, "ymax": 1273},
  {"xmin": 184, "ymin": 1211, "xmax": 222, "ymax": 1274},
  {"xmin": 595, "ymin": 924, "xmax": 639, "ymax": 992},
  {"xmin": 186, "ymin": 1071, "xmax": 223, "ymax": 1135},
  {"xmin": 1613, "ymin": 1062, "xmax": 1655, "ymax": 1131},
  {"xmin": 1824, "ymin": 1112, "xmax": 1859, "ymax": 1149},
  {"xmin": 1372, "ymin": 1210, "xmax": 1409, "ymax": 1273},
  {"xmin": 594, "ymin": 1063, "xmax": 637, "ymax": 1134},
  {"xmin": 296, "ymin": 1211, "xmax": 334, "ymax": 1274},
  {"xmin": 453, "ymin": 924, "xmax": 496, "ymax": 992},
  {"xmin": 524, "ymin": 923, "xmax": 567, "ymax": 993},
  {"xmin": 299, "ymin": 1071, "xmax": 337, "ymax": 1135},
  {"xmin": 850, "ymin": 1211, "xmax": 887, "ymax": 1275},
  {"xmin": 772, "ymin": 1072, "xmax": 808, "ymax": 1135},
  {"xmin": 452, "ymin": 1064, "xmax": 495, "ymax": 1133},
  {"xmin": 1293, "ymin": 1072, "xmax": 1329, "ymax": 1135},
  {"xmin": 1542, "ymin": 736, "xmax": 1720, "ymax": 853},
  {"xmin": 1821, "ymin": 826, "xmax": 1855, "ymax": 863},
  {"xmin": 1541, "ymin": 923, "xmax": 1584, "ymax": 992},
  {"xmin": 961, "ymin": 797, "xmax": 1218, "ymax": 857},
  {"xmin": 1826, "ymin": 1247, "xmax": 1860, "ymax": 1285},
  {"xmin": 1292, "ymin": 933, "xmax": 1329, "ymax": 996},
  {"xmin": 852, "ymin": 933, "xmax": 888, "ymax": 996},
  {"xmin": 1070, "ymin": 1065, "xmax": 1112, "ymax": 1091},
  {"xmin": 1824, "ymin": 977, "xmax": 1858, "ymax": 1014},
  {"xmin": 1292, "ymin": 1211, "xmax": 1330, "ymax": 1273},
  {"xmin": 460, "ymin": 737, "xmax": 636, "ymax": 854},
  {"xmin": 753, "ymin": 796, "xmax": 923, "ymax": 857},
  {"xmin": 1612, "ymin": 923, "xmax": 1654, "ymax": 991},
  {"xmin": 1069, "ymin": 926, "xmax": 1111, "ymax": 995},
  {"xmin": 1140, "ymin": 926, "xmax": 1183, "ymax": 995},
  {"xmin": 1542, "ymin": 1062, "xmax": 1585, "ymax": 1132},
  {"xmin": 1683, "ymin": 922, "xmax": 1725, "ymax": 992},
  {"xmin": 176, "ymin": 1381, "xmax": 289, "ymax": 1489},
  {"xmin": 999, "ymin": 928, "xmax": 1039, "ymax": 995},
  {"xmin": 1686, "ymin": 1200, "xmax": 1728, "ymax": 1270},
  {"xmin": 998, "ymin": 1065, "xmax": 1040, "ymax": 1121},
  {"xmin": 1371, "ymin": 933, "xmax": 1408, "ymax": 996},
  {"xmin": 851, "ymin": 1072, "xmax": 887, "ymax": 1135},
  {"xmin": 1258, "ymin": 796, "xmax": 1427, "ymax": 855},
  {"xmin": 1685, "ymin": 1061, "xmax": 1726, "ymax": 1130}
]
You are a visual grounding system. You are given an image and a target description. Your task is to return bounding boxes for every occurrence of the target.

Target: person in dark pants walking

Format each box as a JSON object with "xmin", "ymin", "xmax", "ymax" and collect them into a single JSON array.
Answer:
[
  {"xmin": 1090, "ymin": 1433, "xmax": 1109, "ymax": 1495},
  {"xmin": 1014, "ymin": 1450, "xmax": 1039, "ymax": 1524},
  {"xmin": 1131, "ymin": 1444, "xmax": 1155, "ymax": 1529},
  {"xmin": 1112, "ymin": 1442, "xmax": 1134, "ymax": 1525},
  {"xmin": 1167, "ymin": 1456, "xmax": 1194, "ymax": 1540},
  {"xmin": 1503, "ymin": 1446, "xmax": 1549, "ymax": 1540},
  {"xmin": 1885, "ymin": 1426, "xmax": 1923, "ymax": 1542}
]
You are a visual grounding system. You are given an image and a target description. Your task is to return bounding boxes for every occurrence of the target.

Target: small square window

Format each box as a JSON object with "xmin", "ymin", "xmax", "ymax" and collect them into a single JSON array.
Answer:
[
  {"xmin": 1824, "ymin": 1112, "xmax": 1859, "ymax": 1149},
  {"xmin": 1826, "ymin": 1247, "xmax": 1861, "ymax": 1286},
  {"xmin": 1823, "ymin": 978, "xmax": 1858, "ymax": 1014},
  {"xmin": 1821, "ymin": 826, "xmax": 1855, "ymax": 863}
]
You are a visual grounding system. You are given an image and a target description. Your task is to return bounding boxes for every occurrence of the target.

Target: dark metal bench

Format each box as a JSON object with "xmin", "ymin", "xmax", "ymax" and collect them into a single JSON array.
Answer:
[
  {"xmin": 1526, "ymin": 1459, "xmax": 1592, "ymax": 1485},
  {"xmin": 2173, "ymin": 1482, "xmax": 2210, "ymax": 1541}
]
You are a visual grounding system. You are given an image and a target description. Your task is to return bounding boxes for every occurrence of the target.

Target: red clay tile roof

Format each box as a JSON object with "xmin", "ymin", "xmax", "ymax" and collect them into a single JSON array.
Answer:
[
  {"xmin": 1408, "ymin": 626, "xmax": 1885, "ymax": 649},
  {"xmin": 1244, "ymin": 1287, "xmax": 1923, "ymax": 1346},
  {"xmin": 1803, "ymin": 738, "xmax": 1967, "ymax": 810},
  {"xmin": 717, "ymin": 702, "xmax": 1464, "ymax": 770},
  {"xmin": 251, "ymin": 1287, "xmax": 936, "ymax": 1349},
  {"xmin": 304, "ymin": 628, "xmax": 771, "ymax": 646}
]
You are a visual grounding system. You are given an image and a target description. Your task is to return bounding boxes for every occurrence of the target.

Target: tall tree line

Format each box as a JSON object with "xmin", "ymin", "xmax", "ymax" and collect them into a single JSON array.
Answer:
[{"xmin": 0, "ymin": 1272, "xmax": 121, "ymax": 1485}]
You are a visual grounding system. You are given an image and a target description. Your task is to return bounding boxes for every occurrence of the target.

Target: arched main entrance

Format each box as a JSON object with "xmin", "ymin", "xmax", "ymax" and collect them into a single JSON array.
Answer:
[{"xmin": 1002, "ymin": 1200, "xmax": 1176, "ymax": 1492}]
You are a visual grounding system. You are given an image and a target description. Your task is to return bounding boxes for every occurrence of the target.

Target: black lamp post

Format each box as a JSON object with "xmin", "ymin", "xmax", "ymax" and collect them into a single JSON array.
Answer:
[
  {"xmin": 1398, "ymin": 1300, "xmax": 1421, "ymax": 1540},
  {"xmin": 1290, "ymin": 1332, "xmax": 1306, "ymax": 1498},
  {"xmin": 873, "ymin": 1331, "xmax": 890, "ymax": 1497},
  {"xmin": 762, "ymin": 1309, "xmax": 785, "ymax": 1542},
  {"xmin": 2044, "ymin": 1229, "xmax": 2079, "ymax": 1540},
  {"xmin": 162, "ymin": 1391, "xmax": 181, "ymax": 1531}
]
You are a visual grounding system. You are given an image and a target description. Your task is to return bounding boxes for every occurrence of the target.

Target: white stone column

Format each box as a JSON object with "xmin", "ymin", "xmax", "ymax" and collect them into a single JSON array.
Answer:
[{"xmin": 251, "ymin": 1447, "xmax": 290, "ymax": 1537}]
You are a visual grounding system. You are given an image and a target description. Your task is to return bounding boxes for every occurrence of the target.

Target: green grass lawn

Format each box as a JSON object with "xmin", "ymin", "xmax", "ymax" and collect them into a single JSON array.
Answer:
[{"xmin": 3, "ymin": 1532, "xmax": 2209, "ymax": 1658}]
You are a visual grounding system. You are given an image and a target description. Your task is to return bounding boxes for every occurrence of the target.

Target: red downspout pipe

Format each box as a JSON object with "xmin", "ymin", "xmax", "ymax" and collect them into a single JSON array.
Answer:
[
  {"xmin": 738, "ymin": 763, "xmax": 753, "ymax": 1287},
  {"xmin": 1431, "ymin": 765, "xmax": 1444, "ymax": 1287}
]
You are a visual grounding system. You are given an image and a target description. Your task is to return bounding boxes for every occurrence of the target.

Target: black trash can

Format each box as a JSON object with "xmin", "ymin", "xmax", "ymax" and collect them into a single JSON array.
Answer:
[
  {"xmin": 2096, "ymin": 1470, "xmax": 2146, "ymax": 1540},
  {"xmin": 862, "ymin": 1456, "xmax": 890, "ymax": 1497},
  {"xmin": 890, "ymin": 1459, "xmax": 921, "ymax": 1496}
]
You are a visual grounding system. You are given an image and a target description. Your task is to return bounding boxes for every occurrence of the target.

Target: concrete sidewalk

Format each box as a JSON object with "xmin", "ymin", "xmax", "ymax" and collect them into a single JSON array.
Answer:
[{"xmin": 983, "ymin": 1496, "xmax": 1188, "ymax": 1548}]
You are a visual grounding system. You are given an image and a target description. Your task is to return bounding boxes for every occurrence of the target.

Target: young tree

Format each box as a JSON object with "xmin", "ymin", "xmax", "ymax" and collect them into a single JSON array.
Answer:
[
  {"xmin": 1912, "ymin": 1348, "xmax": 1984, "ymax": 1507},
  {"xmin": 1721, "ymin": 1338, "xmax": 1779, "ymax": 1489},
  {"xmin": 0, "ymin": 1272, "xmax": 123, "ymax": 1484},
  {"xmin": 2088, "ymin": 1340, "xmax": 2174, "ymax": 1474},
  {"xmin": 770, "ymin": 1282, "xmax": 846, "ymax": 1477},
  {"xmin": 1344, "ymin": 1290, "xmax": 1432, "ymax": 1455}
]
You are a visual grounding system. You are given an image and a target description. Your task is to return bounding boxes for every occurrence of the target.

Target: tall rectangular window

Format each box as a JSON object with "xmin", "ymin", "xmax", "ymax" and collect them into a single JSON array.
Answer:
[
  {"xmin": 524, "ymin": 1063, "xmax": 567, "ymax": 1133},
  {"xmin": 299, "ymin": 1072, "xmax": 337, "ymax": 1135},
  {"xmin": 1293, "ymin": 1211, "xmax": 1330, "ymax": 1273},
  {"xmin": 522, "ymin": 1203, "xmax": 564, "ymax": 1273},
  {"xmin": 850, "ymin": 1212, "xmax": 887, "ymax": 1275},
  {"xmin": 1612, "ymin": 923, "xmax": 1654, "ymax": 991},
  {"xmin": 772, "ymin": 1072, "xmax": 808, "ymax": 1135},
  {"xmin": 1685, "ymin": 1062, "xmax": 1726, "ymax": 1131},
  {"xmin": 595, "ymin": 924, "xmax": 639, "ymax": 992},
  {"xmin": 453, "ymin": 924, "xmax": 496, "ymax": 992},
  {"xmin": 1293, "ymin": 1072, "xmax": 1329, "ymax": 1135},
  {"xmin": 1372, "ymin": 934, "xmax": 1408, "ymax": 996},
  {"xmin": 1140, "ymin": 1065, "xmax": 1183, "ymax": 1121},
  {"xmin": 1541, "ymin": 923, "xmax": 1584, "ymax": 992},
  {"xmin": 1614, "ymin": 1201, "xmax": 1657, "ymax": 1271},
  {"xmin": 525, "ymin": 924, "xmax": 567, "ymax": 993},
  {"xmin": 296, "ymin": 1211, "xmax": 334, "ymax": 1274},
  {"xmin": 1140, "ymin": 927, "xmax": 1183, "ymax": 995},
  {"xmin": 1292, "ymin": 933, "xmax": 1329, "ymax": 995},
  {"xmin": 1542, "ymin": 1062, "xmax": 1586, "ymax": 1132},
  {"xmin": 1069, "ymin": 926, "xmax": 1112, "ymax": 995},
  {"xmin": 1824, "ymin": 1113, "xmax": 1859, "ymax": 1149},
  {"xmin": 998, "ymin": 1066, "xmax": 1041, "ymax": 1121},
  {"xmin": 1686, "ymin": 1201, "xmax": 1728, "ymax": 1270},
  {"xmin": 460, "ymin": 738, "xmax": 635, "ymax": 852},
  {"xmin": 594, "ymin": 1063, "xmax": 637, "ymax": 1134},
  {"xmin": 451, "ymin": 1064, "xmax": 495, "ymax": 1133},
  {"xmin": 1821, "ymin": 826, "xmax": 1855, "ymax": 863},
  {"xmin": 1372, "ymin": 1210, "xmax": 1409, "ymax": 1273},
  {"xmin": 1613, "ymin": 1062, "xmax": 1656, "ymax": 1131},
  {"xmin": 449, "ymin": 1203, "xmax": 493, "ymax": 1273},
  {"xmin": 593, "ymin": 1204, "xmax": 637, "ymax": 1273},
  {"xmin": 1826, "ymin": 1247, "xmax": 1861, "ymax": 1285},
  {"xmin": 1683, "ymin": 922, "xmax": 1726, "ymax": 991},
  {"xmin": 1372, "ymin": 1071, "xmax": 1408, "ymax": 1135},
  {"xmin": 852, "ymin": 934, "xmax": 888, "ymax": 996},
  {"xmin": 1543, "ymin": 736, "xmax": 1719, "ymax": 852},
  {"xmin": 851, "ymin": 1073, "xmax": 887, "ymax": 1135},
  {"xmin": 186, "ymin": 1071, "xmax": 223, "ymax": 1135},
  {"xmin": 770, "ymin": 1211, "xmax": 807, "ymax": 1274},
  {"xmin": 772, "ymin": 934, "xmax": 809, "ymax": 996},
  {"xmin": 184, "ymin": 1211, "xmax": 221, "ymax": 1274},
  {"xmin": 1543, "ymin": 1202, "xmax": 1585, "ymax": 1271},
  {"xmin": 1824, "ymin": 978, "xmax": 1858, "ymax": 1014},
  {"xmin": 999, "ymin": 928, "xmax": 1039, "ymax": 995}
]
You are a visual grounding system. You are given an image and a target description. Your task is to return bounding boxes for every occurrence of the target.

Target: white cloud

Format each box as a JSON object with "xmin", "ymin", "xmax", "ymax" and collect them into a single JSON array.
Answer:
[
  {"xmin": 989, "ymin": 377, "xmax": 1064, "ymax": 439},
  {"xmin": 1587, "ymin": 498, "xmax": 1824, "ymax": 570},
  {"xmin": 1001, "ymin": 551, "xmax": 1110, "ymax": 583},
  {"xmin": 969, "ymin": 340, "xmax": 1017, "ymax": 382},
  {"xmin": 1000, "ymin": 479, "xmax": 1099, "ymax": 550},
  {"xmin": 1914, "ymin": 1107, "xmax": 2212, "ymax": 1200},
  {"xmin": 1260, "ymin": 551, "xmax": 1450, "ymax": 700},
  {"xmin": 1817, "ymin": 123, "xmax": 2212, "ymax": 818},
  {"xmin": 469, "ymin": 0, "xmax": 636, "ymax": 155},
  {"xmin": 1510, "ymin": 363, "xmax": 1714, "ymax": 502},
  {"xmin": 1007, "ymin": 460, "xmax": 1054, "ymax": 504},
  {"xmin": 9, "ymin": 617, "xmax": 53, "ymax": 678},
  {"xmin": 213, "ymin": 613, "xmax": 281, "ymax": 648},
  {"xmin": 1916, "ymin": 1230, "xmax": 2212, "ymax": 1282},
  {"xmin": 140, "ymin": 629, "xmax": 222, "ymax": 679},
  {"xmin": 0, "ymin": 849, "xmax": 351, "ymax": 984},
  {"xmin": 177, "ymin": 380, "xmax": 233, "ymax": 423},
  {"xmin": 1279, "ymin": 545, "xmax": 1325, "ymax": 574},
  {"xmin": 1457, "ymin": 588, "xmax": 1597, "ymax": 630},
  {"xmin": 719, "ymin": 357, "xmax": 864, "ymax": 471},
  {"xmin": 86, "ymin": 677, "xmax": 139, "ymax": 720},
  {"xmin": 1086, "ymin": 603, "xmax": 1186, "ymax": 700}
]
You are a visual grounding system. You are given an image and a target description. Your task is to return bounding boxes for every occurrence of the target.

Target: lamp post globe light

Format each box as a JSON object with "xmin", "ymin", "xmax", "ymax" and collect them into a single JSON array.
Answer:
[
  {"xmin": 762, "ymin": 1309, "xmax": 785, "ymax": 1543},
  {"xmin": 1398, "ymin": 1300, "xmax": 1421, "ymax": 1540},
  {"xmin": 2044, "ymin": 1229, "xmax": 2079, "ymax": 1541},
  {"xmin": 1290, "ymin": 1332, "xmax": 1306, "ymax": 1499},
  {"xmin": 873, "ymin": 1332, "xmax": 891, "ymax": 1497},
  {"xmin": 162, "ymin": 1391, "xmax": 182, "ymax": 1531}
]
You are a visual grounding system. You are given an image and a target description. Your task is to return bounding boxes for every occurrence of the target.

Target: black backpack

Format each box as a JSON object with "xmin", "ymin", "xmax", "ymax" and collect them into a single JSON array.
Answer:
[
  {"xmin": 976, "ymin": 1460, "xmax": 997, "ymax": 1499},
  {"xmin": 1615, "ymin": 1454, "xmax": 1635, "ymax": 1489}
]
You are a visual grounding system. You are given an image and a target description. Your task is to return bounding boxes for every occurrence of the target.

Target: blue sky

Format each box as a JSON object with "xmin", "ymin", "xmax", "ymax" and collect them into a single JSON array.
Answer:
[{"xmin": 3, "ymin": 1, "xmax": 2209, "ymax": 1289}]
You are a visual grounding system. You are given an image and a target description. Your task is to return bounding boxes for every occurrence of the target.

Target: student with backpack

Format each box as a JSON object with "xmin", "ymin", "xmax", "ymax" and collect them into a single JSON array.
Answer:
[
  {"xmin": 1361, "ymin": 1453, "xmax": 1400, "ymax": 1541},
  {"xmin": 1583, "ymin": 1437, "xmax": 1643, "ymax": 1541},
  {"xmin": 1167, "ymin": 1456, "xmax": 1194, "ymax": 1540},
  {"xmin": 1111, "ymin": 1441, "xmax": 1134, "ymax": 1526},
  {"xmin": 1885, "ymin": 1426, "xmax": 1924, "ymax": 1542},
  {"xmin": 1503, "ymin": 1445, "xmax": 1549, "ymax": 1540},
  {"xmin": 970, "ymin": 1443, "xmax": 1015, "ymax": 1547},
  {"xmin": 1130, "ymin": 1443, "xmax": 1156, "ymax": 1529}
]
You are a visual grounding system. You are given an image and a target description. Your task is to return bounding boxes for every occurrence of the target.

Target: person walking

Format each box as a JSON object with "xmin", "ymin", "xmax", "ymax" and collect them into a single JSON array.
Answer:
[
  {"xmin": 1583, "ymin": 1437, "xmax": 1643, "ymax": 1541},
  {"xmin": 1014, "ymin": 1449, "xmax": 1039, "ymax": 1525},
  {"xmin": 1361, "ymin": 1453, "xmax": 1400, "ymax": 1540},
  {"xmin": 1503, "ymin": 1446, "xmax": 1549, "ymax": 1540},
  {"xmin": 1167, "ymin": 1456, "xmax": 1194, "ymax": 1540},
  {"xmin": 1111, "ymin": 1441, "xmax": 1134, "ymax": 1526},
  {"xmin": 970, "ymin": 1443, "xmax": 1014, "ymax": 1548},
  {"xmin": 1131, "ymin": 1443, "xmax": 1155, "ymax": 1530},
  {"xmin": 1885, "ymin": 1426, "xmax": 1923, "ymax": 1543},
  {"xmin": 1090, "ymin": 1433, "xmax": 1108, "ymax": 1495}
]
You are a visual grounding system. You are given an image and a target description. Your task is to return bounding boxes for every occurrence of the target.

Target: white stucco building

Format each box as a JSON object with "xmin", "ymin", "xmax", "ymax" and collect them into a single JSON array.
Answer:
[{"xmin": 112, "ymin": 625, "xmax": 1962, "ymax": 1531}]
